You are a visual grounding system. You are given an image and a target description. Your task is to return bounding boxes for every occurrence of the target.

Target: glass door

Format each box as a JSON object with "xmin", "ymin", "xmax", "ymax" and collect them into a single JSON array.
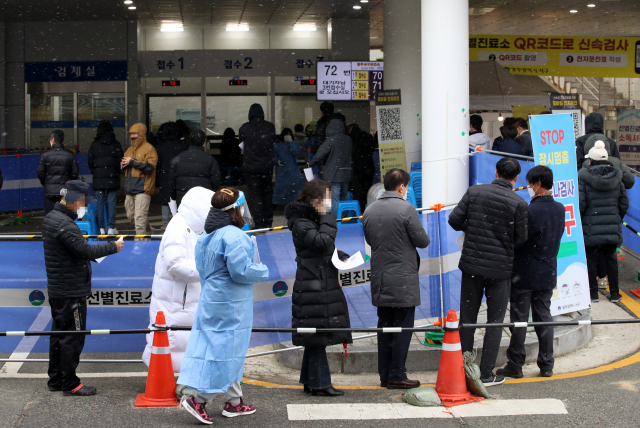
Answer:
[
  {"xmin": 77, "ymin": 93, "xmax": 126, "ymax": 153},
  {"xmin": 29, "ymin": 94, "xmax": 75, "ymax": 150}
]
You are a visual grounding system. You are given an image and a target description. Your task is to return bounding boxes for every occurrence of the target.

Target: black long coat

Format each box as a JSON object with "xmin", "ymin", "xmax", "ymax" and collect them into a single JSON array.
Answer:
[
  {"xmin": 285, "ymin": 201, "xmax": 353, "ymax": 347},
  {"xmin": 88, "ymin": 131, "xmax": 124, "ymax": 191}
]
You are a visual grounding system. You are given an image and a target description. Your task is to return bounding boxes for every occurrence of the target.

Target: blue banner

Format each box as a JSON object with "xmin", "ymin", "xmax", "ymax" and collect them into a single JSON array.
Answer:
[
  {"xmin": 530, "ymin": 113, "xmax": 590, "ymax": 315},
  {"xmin": 24, "ymin": 61, "xmax": 127, "ymax": 82},
  {"xmin": 30, "ymin": 121, "xmax": 74, "ymax": 129},
  {"xmin": 78, "ymin": 120, "xmax": 126, "ymax": 129}
]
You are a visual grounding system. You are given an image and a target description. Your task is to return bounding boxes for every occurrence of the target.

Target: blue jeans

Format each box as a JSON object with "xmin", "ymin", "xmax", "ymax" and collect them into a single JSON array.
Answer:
[
  {"xmin": 300, "ymin": 347, "xmax": 332, "ymax": 390},
  {"xmin": 96, "ymin": 190, "xmax": 117, "ymax": 230},
  {"xmin": 330, "ymin": 182, "xmax": 349, "ymax": 213}
]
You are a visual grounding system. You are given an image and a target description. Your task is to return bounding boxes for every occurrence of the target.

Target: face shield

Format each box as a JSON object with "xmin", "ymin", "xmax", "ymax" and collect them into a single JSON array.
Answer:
[{"xmin": 220, "ymin": 190, "xmax": 252, "ymax": 226}]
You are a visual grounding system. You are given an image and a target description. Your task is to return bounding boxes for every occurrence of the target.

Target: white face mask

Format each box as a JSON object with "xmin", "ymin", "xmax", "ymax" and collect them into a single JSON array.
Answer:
[
  {"xmin": 528, "ymin": 184, "xmax": 538, "ymax": 198},
  {"xmin": 324, "ymin": 198, "xmax": 332, "ymax": 213},
  {"xmin": 77, "ymin": 206, "xmax": 87, "ymax": 219},
  {"xmin": 284, "ymin": 135, "xmax": 293, "ymax": 142}
]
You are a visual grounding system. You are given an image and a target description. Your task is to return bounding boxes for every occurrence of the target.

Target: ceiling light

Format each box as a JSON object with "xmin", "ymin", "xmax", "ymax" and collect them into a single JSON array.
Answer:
[
  {"xmin": 570, "ymin": 9, "xmax": 578, "ymax": 12},
  {"xmin": 360, "ymin": 0, "xmax": 369, "ymax": 2},
  {"xmin": 226, "ymin": 25, "xmax": 249, "ymax": 32},
  {"xmin": 293, "ymin": 25, "xmax": 316, "ymax": 31},
  {"xmin": 587, "ymin": 3, "xmax": 596, "ymax": 6},
  {"xmin": 161, "ymin": 23, "xmax": 184, "ymax": 32},
  {"xmin": 353, "ymin": 5, "xmax": 362, "ymax": 9},
  {"xmin": 124, "ymin": 0, "xmax": 132, "ymax": 4},
  {"xmin": 128, "ymin": 6, "xmax": 136, "ymax": 9},
  {"xmin": 498, "ymin": 113, "xmax": 504, "ymax": 121}
]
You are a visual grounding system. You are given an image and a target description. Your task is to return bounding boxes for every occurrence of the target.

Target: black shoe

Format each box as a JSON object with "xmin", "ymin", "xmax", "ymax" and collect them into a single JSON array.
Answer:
[
  {"xmin": 496, "ymin": 364, "xmax": 523, "ymax": 379},
  {"xmin": 311, "ymin": 386, "xmax": 345, "ymax": 396},
  {"xmin": 610, "ymin": 293, "xmax": 622, "ymax": 303},
  {"xmin": 480, "ymin": 373, "xmax": 505, "ymax": 387},
  {"xmin": 63, "ymin": 384, "xmax": 96, "ymax": 396},
  {"xmin": 303, "ymin": 384, "xmax": 311, "ymax": 393},
  {"xmin": 540, "ymin": 369, "xmax": 553, "ymax": 377},
  {"xmin": 380, "ymin": 382, "xmax": 387, "ymax": 388},
  {"xmin": 48, "ymin": 386, "xmax": 62, "ymax": 392},
  {"xmin": 386, "ymin": 379, "xmax": 421, "ymax": 389}
]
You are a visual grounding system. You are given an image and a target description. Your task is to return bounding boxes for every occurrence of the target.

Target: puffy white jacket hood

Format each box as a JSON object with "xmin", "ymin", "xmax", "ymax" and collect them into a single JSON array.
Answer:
[{"xmin": 143, "ymin": 187, "xmax": 214, "ymax": 372}]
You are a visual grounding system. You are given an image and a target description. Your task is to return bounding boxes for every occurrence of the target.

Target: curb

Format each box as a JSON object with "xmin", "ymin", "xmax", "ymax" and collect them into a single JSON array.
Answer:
[{"xmin": 277, "ymin": 309, "xmax": 592, "ymax": 374}]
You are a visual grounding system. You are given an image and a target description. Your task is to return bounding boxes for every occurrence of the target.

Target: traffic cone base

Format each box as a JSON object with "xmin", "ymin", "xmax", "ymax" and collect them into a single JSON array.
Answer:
[
  {"xmin": 134, "ymin": 311, "xmax": 179, "ymax": 407},
  {"xmin": 435, "ymin": 310, "xmax": 484, "ymax": 407}
]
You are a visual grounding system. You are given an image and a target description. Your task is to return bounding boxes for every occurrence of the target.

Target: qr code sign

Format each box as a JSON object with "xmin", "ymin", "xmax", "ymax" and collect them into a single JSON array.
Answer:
[{"xmin": 379, "ymin": 107, "xmax": 403, "ymax": 142}]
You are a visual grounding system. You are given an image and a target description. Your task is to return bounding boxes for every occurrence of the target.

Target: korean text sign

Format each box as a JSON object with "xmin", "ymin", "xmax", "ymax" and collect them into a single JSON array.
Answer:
[
  {"xmin": 470, "ymin": 35, "xmax": 640, "ymax": 78},
  {"xmin": 530, "ymin": 114, "xmax": 590, "ymax": 316}
]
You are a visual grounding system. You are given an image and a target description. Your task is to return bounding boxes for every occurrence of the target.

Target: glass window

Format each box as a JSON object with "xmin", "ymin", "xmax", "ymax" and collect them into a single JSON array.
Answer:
[
  {"xmin": 148, "ymin": 96, "xmax": 201, "ymax": 135},
  {"xmin": 29, "ymin": 94, "xmax": 74, "ymax": 149},
  {"xmin": 205, "ymin": 96, "xmax": 269, "ymax": 136},
  {"xmin": 77, "ymin": 93, "xmax": 125, "ymax": 153}
]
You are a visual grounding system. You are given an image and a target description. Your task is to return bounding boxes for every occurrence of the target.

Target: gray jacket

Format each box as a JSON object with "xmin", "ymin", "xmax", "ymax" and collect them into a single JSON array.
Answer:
[
  {"xmin": 310, "ymin": 119, "xmax": 352, "ymax": 183},
  {"xmin": 363, "ymin": 191, "xmax": 430, "ymax": 307}
]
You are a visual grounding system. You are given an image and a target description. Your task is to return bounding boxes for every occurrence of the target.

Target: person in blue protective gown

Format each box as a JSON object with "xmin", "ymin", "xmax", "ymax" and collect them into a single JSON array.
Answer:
[
  {"xmin": 273, "ymin": 128, "xmax": 305, "ymax": 206},
  {"xmin": 178, "ymin": 188, "xmax": 268, "ymax": 425}
]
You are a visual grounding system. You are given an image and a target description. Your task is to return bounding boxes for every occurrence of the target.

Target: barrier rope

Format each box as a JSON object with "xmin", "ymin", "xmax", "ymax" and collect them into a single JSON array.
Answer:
[
  {"xmin": 0, "ymin": 318, "xmax": 634, "ymax": 337},
  {"xmin": 623, "ymin": 221, "xmax": 640, "ymax": 238},
  {"xmin": 0, "ymin": 203, "xmax": 459, "ymax": 240}
]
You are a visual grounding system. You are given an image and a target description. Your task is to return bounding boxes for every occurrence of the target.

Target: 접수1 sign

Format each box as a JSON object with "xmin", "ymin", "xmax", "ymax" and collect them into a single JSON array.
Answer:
[{"xmin": 530, "ymin": 113, "xmax": 591, "ymax": 316}]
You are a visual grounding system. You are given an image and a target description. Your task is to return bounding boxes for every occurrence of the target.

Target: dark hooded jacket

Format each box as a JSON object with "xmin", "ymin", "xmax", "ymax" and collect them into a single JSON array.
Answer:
[
  {"xmin": 579, "ymin": 164, "xmax": 629, "ymax": 247},
  {"xmin": 42, "ymin": 202, "xmax": 117, "ymax": 298},
  {"xmin": 220, "ymin": 128, "xmax": 243, "ymax": 168},
  {"xmin": 576, "ymin": 113, "xmax": 620, "ymax": 169},
  {"xmin": 170, "ymin": 145, "xmax": 221, "ymax": 206},
  {"xmin": 581, "ymin": 133, "xmax": 635, "ymax": 189},
  {"xmin": 155, "ymin": 123, "xmax": 188, "ymax": 204},
  {"xmin": 204, "ymin": 207, "xmax": 234, "ymax": 234},
  {"xmin": 311, "ymin": 113, "xmax": 340, "ymax": 154},
  {"xmin": 239, "ymin": 104, "xmax": 276, "ymax": 174},
  {"xmin": 309, "ymin": 119, "xmax": 353, "ymax": 183},
  {"xmin": 285, "ymin": 201, "xmax": 353, "ymax": 348},
  {"xmin": 449, "ymin": 179, "xmax": 529, "ymax": 280},
  {"xmin": 37, "ymin": 143, "xmax": 79, "ymax": 196},
  {"xmin": 492, "ymin": 137, "xmax": 524, "ymax": 156},
  {"xmin": 88, "ymin": 131, "xmax": 124, "ymax": 191}
]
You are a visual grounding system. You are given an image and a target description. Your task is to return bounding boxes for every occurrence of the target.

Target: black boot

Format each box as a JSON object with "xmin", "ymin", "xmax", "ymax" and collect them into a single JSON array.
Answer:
[
  {"xmin": 303, "ymin": 384, "xmax": 311, "ymax": 393},
  {"xmin": 311, "ymin": 386, "xmax": 344, "ymax": 397}
]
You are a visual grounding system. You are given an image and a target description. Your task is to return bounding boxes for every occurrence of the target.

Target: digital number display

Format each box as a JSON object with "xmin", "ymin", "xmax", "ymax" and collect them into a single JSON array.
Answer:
[
  {"xmin": 229, "ymin": 80, "xmax": 248, "ymax": 86},
  {"xmin": 301, "ymin": 79, "xmax": 316, "ymax": 85},
  {"xmin": 161, "ymin": 80, "xmax": 180, "ymax": 86},
  {"xmin": 316, "ymin": 61, "xmax": 383, "ymax": 101}
]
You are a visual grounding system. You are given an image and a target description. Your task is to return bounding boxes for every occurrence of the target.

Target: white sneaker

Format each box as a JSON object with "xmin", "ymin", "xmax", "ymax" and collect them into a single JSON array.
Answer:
[
  {"xmin": 100, "ymin": 228, "xmax": 106, "ymax": 235},
  {"xmin": 107, "ymin": 228, "xmax": 119, "ymax": 235}
]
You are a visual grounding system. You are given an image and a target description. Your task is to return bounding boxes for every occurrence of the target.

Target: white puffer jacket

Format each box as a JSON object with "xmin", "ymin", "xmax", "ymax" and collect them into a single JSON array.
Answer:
[{"xmin": 142, "ymin": 187, "xmax": 214, "ymax": 372}]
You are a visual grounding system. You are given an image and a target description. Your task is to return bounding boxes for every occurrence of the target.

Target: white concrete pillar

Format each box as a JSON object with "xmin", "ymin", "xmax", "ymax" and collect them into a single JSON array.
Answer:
[
  {"xmin": 421, "ymin": 0, "xmax": 469, "ymax": 206},
  {"xmin": 383, "ymin": 0, "xmax": 422, "ymax": 167}
]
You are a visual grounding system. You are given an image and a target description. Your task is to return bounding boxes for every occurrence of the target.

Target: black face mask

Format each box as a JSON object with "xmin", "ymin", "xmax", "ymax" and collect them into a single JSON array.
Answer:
[{"xmin": 130, "ymin": 136, "xmax": 138, "ymax": 141}]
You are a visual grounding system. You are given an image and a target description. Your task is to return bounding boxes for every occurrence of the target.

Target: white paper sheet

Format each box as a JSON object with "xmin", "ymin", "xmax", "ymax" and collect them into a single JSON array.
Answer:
[
  {"xmin": 239, "ymin": 141, "xmax": 245, "ymax": 151},
  {"xmin": 454, "ymin": 233, "xmax": 465, "ymax": 250},
  {"xmin": 96, "ymin": 236, "xmax": 124, "ymax": 263},
  {"xmin": 331, "ymin": 249, "xmax": 365, "ymax": 270},
  {"xmin": 169, "ymin": 199, "xmax": 178, "ymax": 216},
  {"xmin": 251, "ymin": 235, "xmax": 261, "ymax": 264},
  {"xmin": 303, "ymin": 167, "xmax": 314, "ymax": 181}
]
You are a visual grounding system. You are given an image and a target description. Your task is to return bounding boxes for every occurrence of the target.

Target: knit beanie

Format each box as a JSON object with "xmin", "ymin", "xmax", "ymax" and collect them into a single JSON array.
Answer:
[{"xmin": 586, "ymin": 141, "xmax": 608, "ymax": 161}]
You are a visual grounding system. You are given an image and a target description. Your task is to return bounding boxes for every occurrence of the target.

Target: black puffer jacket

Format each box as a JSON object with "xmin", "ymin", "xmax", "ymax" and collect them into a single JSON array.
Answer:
[
  {"xmin": 311, "ymin": 113, "xmax": 339, "ymax": 154},
  {"xmin": 42, "ymin": 202, "xmax": 117, "ymax": 298},
  {"xmin": 37, "ymin": 144, "xmax": 79, "ymax": 196},
  {"xmin": 155, "ymin": 124, "xmax": 188, "ymax": 204},
  {"xmin": 170, "ymin": 145, "xmax": 221, "ymax": 206},
  {"xmin": 579, "ymin": 165, "xmax": 629, "ymax": 247},
  {"xmin": 285, "ymin": 201, "xmax": 353, "ymax": 347},
  {"xmin": 239, "ymin": 104, "xmax": 275, "ymax": 174},
  {"xmin": 88, "ymin": 132, "xmax": 124, "ymax": 191},
  {"xmin": 449, "ymin": 179, "xmax": 528, "ymax": 280},
  {"xmin": 575, "ymin": 113, "xmax": 620, "ymax": 169}
]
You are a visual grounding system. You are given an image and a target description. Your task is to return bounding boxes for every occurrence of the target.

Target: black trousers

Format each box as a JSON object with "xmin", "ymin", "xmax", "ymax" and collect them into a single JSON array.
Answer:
[
  {"xmin": 299, "ymin": 346, "xmax": 332, "ymax": 390},
  {"xmin": 352, "ymin": 170, "xmax": 374, "ymax": 213},
  {"xmin": 459, "ymin": 273, "xmax": 510, "ymax": 378},
  {"xmin": 506, "ymin": 288, "xmax": 554, "ymax": 371},
  {"xmin": 586, "ymin": 245, "xmax": 619, "ymax": 297},
  {"xmin": 44, "ymin": 195, "xmax": 62, "ymax": 215},
  {"xmin": 377, "ymin": 306, "xmax": 415, "ymax": 383},
  {"xmin": 48, "ymin": 297, "xmax": 87, "ymax": 391},
  {"xmin": 245, "ymin": 172, "xmax": 273, "ymax": 229}
]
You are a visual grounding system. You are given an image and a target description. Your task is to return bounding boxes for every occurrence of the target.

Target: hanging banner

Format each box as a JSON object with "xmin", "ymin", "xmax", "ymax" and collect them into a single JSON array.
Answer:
[
  {"xmin": 512, "ymin": 106, "xmax": 547, "ymax": 122},
  {"xmin": 470, "ymin": 35, "xmax": 640, "ymax": 78},
  {"xmin": 376, "ymin": 89, "xmax": 407, "ymax": 175},
  {"xmin": 616, "ymin": 108, "xmax": 640, "ymax": 171},
  {"xmin": 530, "ymin": 113, "xmax": 591, "ymax": 316}
]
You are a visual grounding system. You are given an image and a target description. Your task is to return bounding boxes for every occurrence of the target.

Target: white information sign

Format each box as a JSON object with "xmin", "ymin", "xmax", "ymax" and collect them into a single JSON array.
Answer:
[{"xmin": 316, "ymin": 61, "xmax": 384, "ymax": 101}]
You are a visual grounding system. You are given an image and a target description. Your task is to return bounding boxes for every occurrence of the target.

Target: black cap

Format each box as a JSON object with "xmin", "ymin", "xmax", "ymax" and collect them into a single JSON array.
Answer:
[{"xmin": 63, "ymin": 180, "xmax": 91, "ymax": 203}]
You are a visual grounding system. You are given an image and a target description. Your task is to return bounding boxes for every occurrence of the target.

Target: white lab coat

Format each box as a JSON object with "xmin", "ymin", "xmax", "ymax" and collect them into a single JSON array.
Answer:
[{"xmin": 142, "ymin": 187, "xmax": 214, "ymax": 372}]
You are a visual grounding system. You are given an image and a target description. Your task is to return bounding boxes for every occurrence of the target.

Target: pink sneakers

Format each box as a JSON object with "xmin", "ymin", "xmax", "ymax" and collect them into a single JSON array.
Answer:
[
  {"xmin": 222, "ymin": 399, "xmax": 257, "ymax": 418},
  {"xmin": 181, "ymin": 396, "xmax": 215, "ymax": 425}
]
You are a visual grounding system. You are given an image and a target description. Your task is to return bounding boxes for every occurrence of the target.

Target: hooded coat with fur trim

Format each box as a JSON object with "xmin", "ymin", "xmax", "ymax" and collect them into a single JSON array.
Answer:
[
  {"xmin": 285, "ymin": 201, "xmax": 353, "ymax": 347},
  {"xmin": 579, "ymin": 164, "xmax": 629, "ymax": 247}
]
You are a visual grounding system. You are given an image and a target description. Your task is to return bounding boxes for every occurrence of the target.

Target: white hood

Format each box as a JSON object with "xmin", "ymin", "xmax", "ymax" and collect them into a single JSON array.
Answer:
[{"xmin": 178, "ymin": 187, "xmax": 214, "ymax": 235}]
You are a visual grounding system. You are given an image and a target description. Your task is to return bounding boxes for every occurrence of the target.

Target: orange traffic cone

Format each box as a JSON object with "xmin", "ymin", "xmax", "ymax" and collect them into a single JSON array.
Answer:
[
  {"xmin": 435, "ymin": 310, "xmax": 484, "ymax": 407},
  {"xmin": 135, "ymin": 311, "xmax": 179, "ymax": 407}
]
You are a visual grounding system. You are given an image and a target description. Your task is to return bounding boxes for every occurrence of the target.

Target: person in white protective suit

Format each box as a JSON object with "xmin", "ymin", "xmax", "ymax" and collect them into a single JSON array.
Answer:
[{"xmin": 142, "ymin": 186, "xmax": 214, "ymax": 375}]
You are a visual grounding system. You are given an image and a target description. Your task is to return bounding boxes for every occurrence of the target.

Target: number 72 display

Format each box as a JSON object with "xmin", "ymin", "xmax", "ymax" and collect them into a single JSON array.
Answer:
[{"xmin": 316, "ymin": 61, "xmax": 383, "ymax": 101}]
